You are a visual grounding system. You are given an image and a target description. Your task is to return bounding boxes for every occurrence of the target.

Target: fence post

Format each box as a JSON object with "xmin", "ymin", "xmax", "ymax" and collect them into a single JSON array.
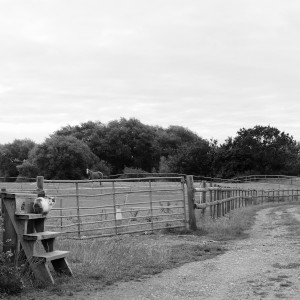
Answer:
[
  {"xmin": 209, "ymin": 182, "xmax": 213, "ymax": 218},
  {"xmin": 186, "ymin": 175, "xmax": 197, "ymax": 231},
  {"xmin": 149, "ymin": 180, "xmax": 154, "ymax": 233},
  {"xmin": 112, "ymin": 181, "xmax": 118, "ymax": 235},
  {"xmin": 36, "ymin": 176, "xmax": 45, "ymax": 196},
  {"xmin": 181, "ymin": 177, "xmax": 188, "ymax": 229},
  {"xmin": 202, "ymin": 181, "xmax": 207, "ymax": 216},
  {"xmin": 75, "ymin": 183, "xmax": 81, "ymax": 238},
  {"xmin": 216, "ymin": 189, "xmax": 222, "ymax": 218},
  {"xmin": 1, "ymin": 189, "xmax": 18, "ymax": 263},
  {"xmin": 60, "ymin": 198, "xmax": 63, "ymax": 231}
]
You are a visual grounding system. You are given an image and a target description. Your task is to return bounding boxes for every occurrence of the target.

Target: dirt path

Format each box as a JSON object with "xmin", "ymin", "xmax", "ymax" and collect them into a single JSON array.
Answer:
[{"xmin": 79, "ymin": 205, "xmax": 300, "ymax": 300}]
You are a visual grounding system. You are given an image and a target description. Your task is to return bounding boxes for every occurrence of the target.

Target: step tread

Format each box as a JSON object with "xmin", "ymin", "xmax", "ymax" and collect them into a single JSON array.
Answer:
[
  {"xmin": 23, "ymin": 231, "xmax": 60, "ymax": 240},
  {"xmin": 15, "ymin": 213, "xmax": 46, "ymax": 220},
  {"xmin": 33, "ymin": 250, "xmax": 70, "ymax": 262}
]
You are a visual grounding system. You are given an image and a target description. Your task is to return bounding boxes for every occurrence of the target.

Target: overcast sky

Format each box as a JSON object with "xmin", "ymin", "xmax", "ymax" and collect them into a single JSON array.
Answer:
[{"xmin": 1, "ymin": 0, "xmax": 300, "ymax": 144}]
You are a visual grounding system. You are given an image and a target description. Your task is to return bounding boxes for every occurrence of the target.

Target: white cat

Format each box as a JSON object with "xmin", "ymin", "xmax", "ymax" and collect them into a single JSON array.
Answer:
[{"xmin": 33, "ymin": 196, "xmax": 56, "ymax": 215}]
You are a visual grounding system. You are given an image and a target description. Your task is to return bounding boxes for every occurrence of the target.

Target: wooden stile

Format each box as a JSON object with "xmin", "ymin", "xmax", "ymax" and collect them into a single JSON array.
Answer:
[{"xmin": 1, "ymin": 180, "xmax": 73, "ymax": 284}]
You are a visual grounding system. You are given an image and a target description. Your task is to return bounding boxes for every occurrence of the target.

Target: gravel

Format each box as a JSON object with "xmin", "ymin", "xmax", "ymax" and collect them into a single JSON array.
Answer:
[{"xmin": 87, "ymin": 205, "xmax": 300, "ymax": 300}]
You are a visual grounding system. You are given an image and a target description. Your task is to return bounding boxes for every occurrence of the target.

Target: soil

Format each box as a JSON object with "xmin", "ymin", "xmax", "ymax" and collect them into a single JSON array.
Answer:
[{"xmin": 8, "ymin": 204, "xmax": 300, "ymax": 299}]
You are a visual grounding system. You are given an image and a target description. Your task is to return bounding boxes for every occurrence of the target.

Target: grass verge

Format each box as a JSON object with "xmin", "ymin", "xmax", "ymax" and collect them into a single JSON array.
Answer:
[{"xmin": 3, "ymin": 201, "xmax": 297, "ymax": 299}]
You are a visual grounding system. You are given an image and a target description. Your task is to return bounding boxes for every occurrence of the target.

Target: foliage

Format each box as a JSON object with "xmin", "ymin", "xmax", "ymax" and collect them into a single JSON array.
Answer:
[
  {"xmin": 0, "ymin": 139, "xmax": 36, "ymax": 180},
  {"xmin": 55, "ymin": 119, "xmax": 211, "ymax": 175},
  {"xmin": 215, "ymin": 125, "xmax": 300, "ymax": 177},
  {"xmin": 0, "ymin": 150, "xmax": 18, "ymax": 180},
  {"xmin": 123, "ymin": 166, "xmax": 148, "ymax": 174},
  {"xmin": 27, "ymin": 135, "xmax": 100, "ymax": 179},
  {"xmin": 158, "ymin": 156, "xmax": 172, "ymax": 173},
  {"xmin": 2, "ymin": 139, "xmax": 36, "ymax": 163},
  {"xmin": 3, "ymin": 120, "xmax": 300, "ymax": 180},
  {"xmin": 17, "ymin": 160, "xmax": 38, "ymax": 179},
  {"xmin": 0, "ymin": 222, "xmax": 23, "ymax": 296},
  {"xmin": 165, "ymin": 139, "xmax": 211, "ymax": 175}
]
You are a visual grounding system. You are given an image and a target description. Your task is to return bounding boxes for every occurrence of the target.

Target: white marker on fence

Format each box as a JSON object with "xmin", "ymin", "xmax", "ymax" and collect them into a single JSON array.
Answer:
[{"xmin": 116, "ymin": 207, "xmax": 122, "ymax": 226}]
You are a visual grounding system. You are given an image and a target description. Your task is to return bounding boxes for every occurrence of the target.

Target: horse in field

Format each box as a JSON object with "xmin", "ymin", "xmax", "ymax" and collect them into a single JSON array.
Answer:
[{"xmin": 86, "ymin": 168, "xmax": 104, "ymax": 185}]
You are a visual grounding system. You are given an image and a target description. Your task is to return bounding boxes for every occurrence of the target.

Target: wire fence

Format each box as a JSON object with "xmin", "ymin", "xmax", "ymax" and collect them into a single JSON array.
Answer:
[
  {"xmin": 12, "ymin": 177, "xmax": 187, "ymax": 239},
  {"xmin": 2, "ymin": 174, "xmax": 300, "ymax": 238}
]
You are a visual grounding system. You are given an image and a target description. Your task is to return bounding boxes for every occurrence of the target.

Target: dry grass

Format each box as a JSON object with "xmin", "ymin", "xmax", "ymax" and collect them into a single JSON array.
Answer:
[{"xmin": 62, "ymin": 236, "xmax": 171, "ymax": 283}]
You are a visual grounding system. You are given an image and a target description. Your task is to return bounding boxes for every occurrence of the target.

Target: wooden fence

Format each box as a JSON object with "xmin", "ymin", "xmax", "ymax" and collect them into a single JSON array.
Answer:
[
  {"xmin": 38, "ymin": 176, "xmax": 187, "ymax": 239},
  {"xmin": 2, "ymin": 175, "xmax": 300, "ymax": 237},
  {"xmin": 185, "ymin": 175, "xmax": 300, "ymax": 231}
]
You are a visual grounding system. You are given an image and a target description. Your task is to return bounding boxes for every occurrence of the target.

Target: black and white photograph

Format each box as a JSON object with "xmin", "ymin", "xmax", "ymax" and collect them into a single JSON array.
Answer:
[{"xmin": 1, "ymin": 1, "xmax": 300, "ymax": 299}]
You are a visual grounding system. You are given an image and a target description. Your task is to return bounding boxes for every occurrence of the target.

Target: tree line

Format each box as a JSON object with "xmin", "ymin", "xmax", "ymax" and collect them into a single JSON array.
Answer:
[{"xmin": 1, "ymin": 118, "xmax": 299, "ymax": 180}]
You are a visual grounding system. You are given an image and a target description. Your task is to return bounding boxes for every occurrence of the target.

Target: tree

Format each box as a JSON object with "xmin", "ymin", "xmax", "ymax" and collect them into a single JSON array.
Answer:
[
  {"xmin": 0, "ymin": 139, "xmax": 36, "ymax": 180},
  {"xmin": 165, "ymin": 139, "xmax": 211, "ymax": 175},
  {"xmin": 215, "ymin": 125, "xmax": 300, "ymax": 177},
  {"xmin": 82, "ymin": 118, "xmax": 160, "ymax": 173},
  {"xmin": 26, "ymin": 135, "xmax": 100, "ymax": 179},
  {"xmin": 3, "ymin": 139, "xmax": 36, "ymax": 163},
  {"xmin": 0, "ymin": 149, "xmax": 18, "ymax": 180},
  {"xmin": 53, "ymin": 119, "xmax": 212, "ymax": 175},
  {"xmin": 17, "ymin": 160, "xmax": 38, "ymax": 180},
  {"xmin": 154, "ymin": 126, "xmax": 211, "ymax": 175}
]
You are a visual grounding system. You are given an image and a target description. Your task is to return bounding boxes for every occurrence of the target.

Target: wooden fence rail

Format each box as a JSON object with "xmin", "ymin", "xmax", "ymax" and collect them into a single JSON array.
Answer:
[
  {"xmin": 40, "ymin": 176, "xmax": 187, "ymax": 239},
  {"xmin": 2, "ymin": 175, "xmax": 300, "ymax": 236},
  {"xmin": 186, "ymin": 175, "xmax": 300, "ymax": 231}
]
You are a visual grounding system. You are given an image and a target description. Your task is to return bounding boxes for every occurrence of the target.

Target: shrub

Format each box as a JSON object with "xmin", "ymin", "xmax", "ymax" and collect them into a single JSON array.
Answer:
[{"xmin": 0, "ymin": 222, "xmax": 24, "ymax": 296}]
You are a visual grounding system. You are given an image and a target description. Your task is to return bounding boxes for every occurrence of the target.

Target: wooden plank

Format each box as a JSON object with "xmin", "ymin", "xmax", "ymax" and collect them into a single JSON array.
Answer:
[
  {"xmin": 15, "ymin": 213, "xmax": 46, "ymax": 220},
  {"xmin": 186, "ymin": 175, "xmax": 197, "ymax": 230},
  {"xmin": 34, "ymin": 250, "xmax": 70, "ymax": 262},
  {"xmin": 1, "ymin": 190, "xmax": 18, "ymax": 262},
  {"xmin": 52, "ymin": 258, "xmax": 73, "ymax": 276},
  {"xmin": 31, "ymin": 260, "xmax": 54, "ymax": 284},
  {"xmin": 23, "ymin": 231, "xmax": 60, "ymax": 241}
]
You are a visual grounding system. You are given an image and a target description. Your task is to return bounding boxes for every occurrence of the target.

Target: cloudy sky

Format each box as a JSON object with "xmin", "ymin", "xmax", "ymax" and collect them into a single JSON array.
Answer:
[{"xmin": 1, "ymin": 0, "xmax": 300, "ymax": 144}]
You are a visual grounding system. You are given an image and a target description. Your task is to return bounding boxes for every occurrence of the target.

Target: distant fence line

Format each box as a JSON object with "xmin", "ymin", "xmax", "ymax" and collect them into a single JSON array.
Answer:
[
  {"xmin": 186, "ymin": 175, "xmax": 300, "ymax": 231},
  {"xmin": 1, "ymin": 174, "xmax": 300, "ymax": 237}
]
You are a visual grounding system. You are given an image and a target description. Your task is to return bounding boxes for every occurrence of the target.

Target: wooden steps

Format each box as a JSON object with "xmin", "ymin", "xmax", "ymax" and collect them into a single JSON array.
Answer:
[
  {"xmin": 15, "ymin": 213, "xmax": 46, "ymax": 220},
  {"xmin": 1, "ymin": 193, "xmax": 73, "ymax": 284},
  {"xmin": 23, "ymin": 231, "xmax": 60, "ymax": 241},
  {"xmin": 34, "ymin": 250, "xmax": 70, "ymax": 262}
]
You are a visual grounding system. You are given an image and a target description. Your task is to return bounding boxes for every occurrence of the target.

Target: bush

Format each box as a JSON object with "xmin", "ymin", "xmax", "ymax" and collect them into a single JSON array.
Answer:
[{"xmin": 0, "ymin": 222, "xmax": 24, "ymax": 296}]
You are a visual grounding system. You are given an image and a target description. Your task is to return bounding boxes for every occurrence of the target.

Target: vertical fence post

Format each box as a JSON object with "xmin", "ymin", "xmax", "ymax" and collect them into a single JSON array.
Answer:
[
  {"xmin": 112, "ymin": 181, "xmax": 118, "ymax": 235},
  {"xmin": 186, "ymin": 175, "xmax": 197, "ymax": 231},
  {"xmin": 75, "ymin": 182, "xmax": 81, "ymax": 238},
  {"xmin": 181, "ymin": 177, "xmax": 188, "ymax": 229},
  {"xmin": 60, "ymin": 198, "xmax": 63, "ymax": 231},
  {"xmin": 217, "ymin": 186, "xmax": 221, "ymax": 218},
  {"xmin": 202, "ymin": 181, "xmax": 207, "ymax": 216},
  {"xmin": 213, "ymin": 185, "xmax": 218, "ymax": 219},
  {"xmin": 36, "ymin": 176, "xmax": 45, "ymax": 196},
  {"xmin": 1, "ymin": 189, "xmax": 18, "ymax": 263},
  {"xmin": 149, "ymin": 179, "xmax": 154, "ymax": 233},
  {"xmin": 209, "ymin": 182, "xmax": 213, "ymax": 218},
  {"xmin": 227, "ymin": 189, "xmax": 230, "ymax": 214}
]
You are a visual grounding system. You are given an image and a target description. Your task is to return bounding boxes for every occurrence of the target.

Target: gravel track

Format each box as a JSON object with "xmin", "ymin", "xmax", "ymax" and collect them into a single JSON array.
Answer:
[{"xmin": 86, "ymin": 205, "xmax": 300, "ymax": 300}]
